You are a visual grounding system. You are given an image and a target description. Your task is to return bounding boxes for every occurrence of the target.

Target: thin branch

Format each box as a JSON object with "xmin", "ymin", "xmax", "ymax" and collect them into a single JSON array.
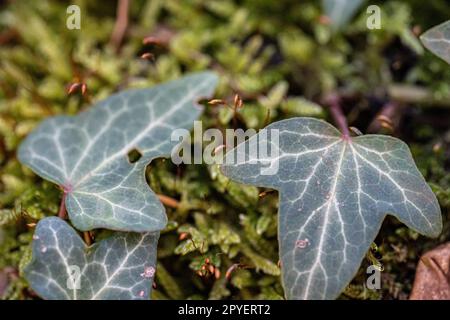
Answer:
[
  {"xmin": 110, "ymin": 0, "xmax": 130, "ymax": 53},
  {"xmin": 389, "ymin": 84, "xmax": 450, "ymax": 108},
  {"xmin": 157, "ymin": 194, "xmax": 179, "ymax": 208}
]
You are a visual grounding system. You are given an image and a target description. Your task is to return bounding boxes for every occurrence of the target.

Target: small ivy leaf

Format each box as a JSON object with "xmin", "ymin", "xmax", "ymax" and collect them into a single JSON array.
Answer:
[
  {"xmin": 322, "ymin": 0, "xmax": 365, "ymax": 31},
  {"xmin": 25, "ymin": 217, "xmax": 158, "ymax": 300},
  {"xmin": 18, "ymin": 72, "xmax": 218, "ymax": 232},
  {"xmin": 420, "ymin": 20, "xmax": 450, "ymax": 65},
  {"xmin": 221, "ymin": 117, "xmax": 442, "ymax": 300}
]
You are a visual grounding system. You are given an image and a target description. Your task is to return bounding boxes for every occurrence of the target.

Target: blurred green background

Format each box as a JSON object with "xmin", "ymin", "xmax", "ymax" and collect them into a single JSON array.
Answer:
[{"xmin": 0, "ymin": 0, "xmax": 449, "ymax": 299}]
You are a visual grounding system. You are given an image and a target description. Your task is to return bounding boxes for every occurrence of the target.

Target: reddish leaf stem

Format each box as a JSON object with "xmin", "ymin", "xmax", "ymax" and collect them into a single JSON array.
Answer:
[
  {"xmin": 83, "ymin": 232, "xmax": 92, "ymax": 246},
  {"xmin": 58, "ymin": 192, "xmax": 67, "ymax": 219},
  {"xmin": 325, "ymin": 94, "xmax": 350, "ymax": 139}
]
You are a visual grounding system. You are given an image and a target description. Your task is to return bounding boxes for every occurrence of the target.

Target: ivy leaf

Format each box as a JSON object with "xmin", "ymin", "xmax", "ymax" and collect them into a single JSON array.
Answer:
[
  {"xmin": 322, "ymin": 0, "xmax": 365, "ymax": 31},
  {"xmin": 420, "ymin": 20, "xmax": 450, "ymax": 65},
  {"xmin": 25, "ymin": 217, "xmax": 158, "ymax": 300},
  {"xmin": 18, "ymin": 72, "xmax": 218, "ymax": 232},
  {"xmin": 221, "ymin": 117, "xmax": 442, "ymax": 299}
]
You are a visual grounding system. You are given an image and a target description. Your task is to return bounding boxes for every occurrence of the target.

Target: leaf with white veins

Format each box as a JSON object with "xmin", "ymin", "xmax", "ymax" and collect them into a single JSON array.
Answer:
[
  {"xmin": 25, "ymin": 217, "xmax": 158, "ymax": 300},
  {"xmin": 221, "ymin": 117, "xmax": 442, "ymax": 299},
  {"xmin": 18, "ymin": 72, "xmax": 218, "ymax": 232},
  {"xmin": 420, "ymin": 20, "xmax": 450, "ymax": 65}
]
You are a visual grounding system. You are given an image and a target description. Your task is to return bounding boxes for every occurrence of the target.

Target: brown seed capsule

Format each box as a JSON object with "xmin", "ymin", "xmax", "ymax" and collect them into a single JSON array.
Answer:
[
  {"xmin": 377, "ymin": 115, "xmax": 394, "ymax": 132},
  {"xmin": 233, "ymin": 94, "xmax": 243, "ymax": 109},
  {"xmin": 141, "ymin": 52, "xmax": 154, "ymax": 60},
  {"xmin": 225, "ymin": 264, "xmax": 238, "ymax": 280},
  {"xmin": 234, "ymin": 94, "xmax": 239, "ymax": 106},
  {"xmin": 179, "ymin": 232, "xmax": 188, "ymax": 241},
  {"xmin": 81, "ymin": 83, "xmax": 87, "ymax": 95},
  {"xmin": 214, "ymin": 268, "xmax": 221, "ymax": 279},
  {"xmin": 142, "ymin": 36, "xmax": 161, "ymax": 46},
  {"xmin": 377, "ymin": 115, "xmax": 392, "ymax": 124},
  {"xmin": 208, "ymin": 265, "xmax": 215, "ymax": 274},
  {"xmin": 67, "ymin": 83, "xmax": 81, "ymax": 95},
  {"xmin": 205, "ymin": 258, "xmax": 210, "ymax": 264},
  {"xmin": 207, "ymin": 99, "xmax": 226, "ymax": 106},
  {"xmin": 67, "ymin": 82, "xmax": 87, "ymax": 96},
  {"xmin": 380, "ymin": 121, "xmax": 394, "ymax": 132},
  {"xmin": 433, "ymin": 143, "xmax": 442, "ymax": 153},
  {"xmin": 258, "ymin": 190, "xmax": 275, "ymax": 198},
  {"xmin": 237, "ymin": 98, "xmax": 243, "ymax": 109}
]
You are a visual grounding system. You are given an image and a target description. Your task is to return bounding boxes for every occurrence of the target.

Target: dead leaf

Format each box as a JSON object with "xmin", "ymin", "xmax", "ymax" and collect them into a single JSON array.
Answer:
[{"xmin": 410, "ymin": 242, "xmax": 450, "ymax": 300}]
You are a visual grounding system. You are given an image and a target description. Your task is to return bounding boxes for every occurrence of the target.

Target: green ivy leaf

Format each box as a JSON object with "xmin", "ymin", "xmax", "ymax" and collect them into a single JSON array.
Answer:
[
  {"xmin": 25, "ymin": 217, "xmax": 159, "ymax": 300},
  {"xmin": 420, "ymin": 20, "xmax": 450, "ymax": 65},
  {"xmin": 221, "ymin": 117, "xmax": 442, "ymax": 299},
  {"xmin": 18, "ymin": 72, "xmax": 218, "ymax": 232}
]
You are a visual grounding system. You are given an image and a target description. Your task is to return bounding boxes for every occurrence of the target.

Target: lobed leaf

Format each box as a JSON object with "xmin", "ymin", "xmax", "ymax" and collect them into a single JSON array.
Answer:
[
  {"xmin": 18, "ymin": 72, "xmax": 218, "ymax": 232},
  {"xmin": 420, "ymin": 20, "xmax": 450, "ymax": 64},
  {"xmin": 25, "ymin": 217, "xmax": 159, "ymax": 300},
  {"xmin": 221, "ymin": 117, "xmax": 442, "ymax": 299}
]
